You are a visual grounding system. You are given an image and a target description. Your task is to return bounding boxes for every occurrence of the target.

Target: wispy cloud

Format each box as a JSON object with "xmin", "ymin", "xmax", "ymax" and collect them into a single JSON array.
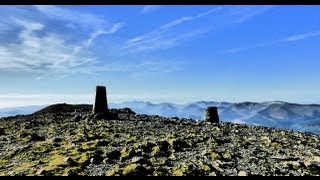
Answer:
[
  {"xmin": 140, "ymin": 5, "xmax": 162, "ymax": 14},
  {"xmin": 47, "ymin": 22, "xmax": 125, "ymax": 79},
  {"xmin": 0, "ymin": 18, "xmax": 124, "ymax": 80},
  {"xmin": 0, "ymin": 18, "xmax": 179, "ymax": 80},
  {"xmin": 127, "ymin": 28, "xmax": 210, "ymax": 53},
  {"xmin": 33, "ymin": 5, "xmax": 108, "ymax": 30},
  {"xmin": 124, "ymin": 7, "xmax": 223, "ymax": 53},
  {"xmin": 282, "ymin": 30, "xmax": 320, "ymax": 42},
  {"xmin": 124, "ymin": 6, "xmax": 275, "ymax": 54},
  {"xmin": 1, "ymin": 6, "xmax": 276, "ymax": 81},
  {"xmin": 234, "ymin": 5, "xmax": 275, "ymax": 23},
  {"xmin": 0, "ymin": 6, "xmax": 133, "ymax": 80},
  {"xmin": 222, "ymin": 41, "xmax": 278, "ymax": 53},
  {"xmin": 223, "ymin": 30, "xmax": 320, "ymax": 53},
  {"xmin": 0, "ymin": 6, "xmax": 184, "ymax": 80}
]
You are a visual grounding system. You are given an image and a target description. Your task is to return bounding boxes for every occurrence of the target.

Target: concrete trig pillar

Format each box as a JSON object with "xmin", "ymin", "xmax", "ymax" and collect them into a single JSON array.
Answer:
[
  {"xmin": 205, "ymin": 106, "xmax": 219, "ymax": 123},
  {"xmin": 93, "ymin": 86, "xmax": 108, "ymax": 114}
]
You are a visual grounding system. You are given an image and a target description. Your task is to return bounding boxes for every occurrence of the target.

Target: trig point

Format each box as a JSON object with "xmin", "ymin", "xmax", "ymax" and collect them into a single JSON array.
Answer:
[
  {"xmin": 205, "ymin": 106, "xmax": 219, "ymax": 123},
  {"xmin": 93, "ymin": 86, "xmax": 108, "ymax": 114}
]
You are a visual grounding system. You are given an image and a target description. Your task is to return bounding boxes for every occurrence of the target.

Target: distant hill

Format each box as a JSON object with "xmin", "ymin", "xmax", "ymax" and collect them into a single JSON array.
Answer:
[
  {"xmin": 109, "ymin": 101, "xmax": 320, "ymax": 134},
  {"xmin": 33, "ymin": 104, "xmax": 92, "ymax": 115},
  {"xmin": 0, "ymin": 105, "xmax": 45, "ymax": 118}
]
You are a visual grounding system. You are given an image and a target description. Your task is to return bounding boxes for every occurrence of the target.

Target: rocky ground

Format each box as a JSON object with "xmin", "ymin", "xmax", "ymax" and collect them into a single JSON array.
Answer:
[{"xmin": 0, "ymin": 104, "xmax": 320, "ymax": 176}]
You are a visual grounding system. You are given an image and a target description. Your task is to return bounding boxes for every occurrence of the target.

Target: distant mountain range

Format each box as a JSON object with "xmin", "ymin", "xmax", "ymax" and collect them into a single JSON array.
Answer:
[
  {"xmin": 109, "ymin": 101, "xmax": 320, "ymax": 135},
  {"xmin": 1, "ymin": 101, "xmax": 320, "ymax": 134},
  {"xmin": 0, "ymin": 105, "xmax": 46, "ymax": 118}
]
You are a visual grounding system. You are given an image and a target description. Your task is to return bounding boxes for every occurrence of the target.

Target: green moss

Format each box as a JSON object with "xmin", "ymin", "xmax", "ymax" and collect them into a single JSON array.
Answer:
[
  {"xmin": 100, "ymin": 132, "xmax": 110, "ymax": 138},
  {"xmin": 210, "ymin": 152, "xmax": 221, "ymax": 160},
  {"xmin": 122, "ymin": 163, "xmax": 149, "ymax": 176},
  {"xmin": 106, "ymin": 169, "xmax": 115, "ymax": 176},
  {"xmin": 31, "ymin": 142, "xmax": 53, "ymax": 154},
  {"xmin": 153, "ymin": 171, "xmax": 165, "ymax": 176},
  {"xmin": 70, "ymin": 150, "xmax": 93, "ymax": 165},
  {"xmin": 61, "ymin": 167, "xmax": 82, "ymax": 176},
  {"xmin": 34, "ymin": 151, "xmax": 83, "ymax": 176},
  {"xmin": 120, "ymin": 148, "xmax": 135, "ymax": 161},
  {"xmin": 105, "ymin": 165, "xmax": 120, "ymax": 176},
  {"xmin": 271, "ymin": 142, "xmax": 281, "ymax": 149},
  {"xmin": 122, "ymin": 164, "xmax": 138, "ymax": 175},
  {"xmin": 79, "ymin": 141, "xmax": 98, "ymax": 152},
  {"xmin": 0, "ymin": 160, "xmax": 8, "ymax": 169},
  {"xmin": 48, "ymin": 154, "xmax": 66, "ymax": 167},
  {"xmin": 18, "ymin": 130, "xmax": 31, "ymax": 138},
  {"xmin": 133, "ymin": 142, "xmax": 140, "ymax": 149},
  {"xmin": 222, "ymin": 152, "xmax": 232, "ymax": 160},
  {"xmin": 198, "ymin": 161, "xmax": 210, "ymax": 172},
  {"xmin": 12, "ymin": 162, "xmax": 37, "ymax": 175},
  {"xmin": 74, "ymin": 132, "xmax": 87, "ymax": 142},
  {"xmin": 125, "ymin": 137, "xmax": 137, "ymax": 144},
  {"xmin": 4, "ymin": 147, "xmax": 24, "ymax": 159},
  {"xmin": 261, "ymin": 136, "xmax": 271, "ymax": 146},
  {"xmin": 172, "ymin": 163, "xmax": 189, "ymax": 176},
  {"xmin": 151, "ymin": 146, "xmax": 160, "ymax": 157},
  {"xmin": 172, "ymin": 167, "xmax": 185, "ymax": 176}
]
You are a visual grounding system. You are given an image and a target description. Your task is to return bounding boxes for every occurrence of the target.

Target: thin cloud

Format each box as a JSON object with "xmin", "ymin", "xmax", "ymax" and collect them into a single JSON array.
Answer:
[
  {"xmin": 127, "ymin": 28, "xmax": 210, "ymax": 54},
  {"xmin": 222, "ymin": 41, "xmax": 278, "ymax": 53},
  {"xmin": 33, "ymin": 5, "xmax": 107, "ymax": 30},
  {"xmin": 140, "ymin": 5, "xmax": 162, "ymax": 14},
  {"xmin": 125, "ymin": 6, "xmax": 274, "ymax": 54},
  {"xmin": 282, "ymin": 30, "xmax": 320, "ymax": 42},
  {"xmin": 0, "ymin": 5, "xmax": 130, "ymax": 80},
  {"xmin": 124, "ymin": 7, "xmax": 223, "ymax": 52},
  {"xmin": 0, "ymin": 18, "xmax": 123, "ymax": 80},
  {"xmin": 160, "ymin": 7, "xmax": 223, "ymax": 30},
  {"xmin": 0, "ymin": 18, "xmax": 179, "ymax": 80},
  {"xmin": 223, "ymin": 30, "xmax": 320, "ymax": 53},
  {"xmin": 49, "ymin": 22, "xmax": 125, "ymax": 77},
  {"xmin": 85, "ymin": 22, "xmax": 125, "ymax": 47},
  {"xmin": 234, "ymin": 6, "xmax": 275, "ymax": 23},
  {"xmin": 14, "ymin": 17, "xmax": 44, "ymax": 32},
  {"xmin": 0, "ymin": 6, "xmax": 188, "ymax": 81}
]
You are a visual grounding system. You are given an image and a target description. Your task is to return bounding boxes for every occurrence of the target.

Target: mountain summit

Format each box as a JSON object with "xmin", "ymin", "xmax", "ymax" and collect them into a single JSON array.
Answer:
[{"xmin": 0, "ymin": 104, "xmax": 319, "ymax": 176}]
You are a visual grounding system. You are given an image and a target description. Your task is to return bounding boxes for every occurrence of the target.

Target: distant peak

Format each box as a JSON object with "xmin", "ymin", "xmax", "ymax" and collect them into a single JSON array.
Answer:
[{"xmin": 33, "ymin": 103, "xmax": 92, "ymax": 115}]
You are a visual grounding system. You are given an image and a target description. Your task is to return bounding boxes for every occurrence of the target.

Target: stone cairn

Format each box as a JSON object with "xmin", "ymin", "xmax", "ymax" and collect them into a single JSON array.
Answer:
[
  {"xmin": 205, "ymin": 106, "xmax": 220, "ymax": 123},
  {"xmin": 93, "ymin": 86, "xmax": 108, "ymax": 114}
]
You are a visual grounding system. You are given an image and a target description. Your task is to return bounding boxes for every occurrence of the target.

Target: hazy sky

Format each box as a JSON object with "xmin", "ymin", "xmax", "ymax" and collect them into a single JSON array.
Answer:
[{"xmin": 0, "ymin": 5, "xmax": 320, "ymax": 107}]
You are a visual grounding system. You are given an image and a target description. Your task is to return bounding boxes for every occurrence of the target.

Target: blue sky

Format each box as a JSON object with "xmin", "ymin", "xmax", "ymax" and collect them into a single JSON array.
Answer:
[{"xmin": 0, "ymin": 5, "xmax": 320, "ymax": 107}]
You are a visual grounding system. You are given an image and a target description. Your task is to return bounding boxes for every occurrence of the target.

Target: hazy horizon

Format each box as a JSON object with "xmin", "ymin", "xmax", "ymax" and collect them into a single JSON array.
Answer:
[
  {"xmin": 1, "ymin": 95, "xmax": 320, "ymax": 109},
  {"xmin": 1, "ymin": 5, "xmax": 320, "ymax": 108}
]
